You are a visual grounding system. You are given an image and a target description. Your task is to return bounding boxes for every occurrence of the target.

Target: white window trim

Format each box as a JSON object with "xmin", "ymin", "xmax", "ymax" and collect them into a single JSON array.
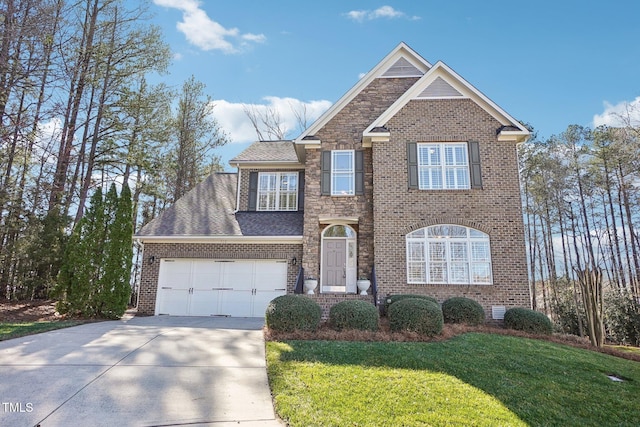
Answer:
[
  {"xmin": 257, "ymin": 172, "xmax": 298, "ymax": 211},
  {"xmin": 406, "ymin": 225, "xmax": 492, "ymax": 285},
  {"xmin": 417, "ymin": 143, "xmax": 470, "ymax": 190},
  {"xmin": 331, "ymin": 150, "xmax": 355, "ymax": 196}
]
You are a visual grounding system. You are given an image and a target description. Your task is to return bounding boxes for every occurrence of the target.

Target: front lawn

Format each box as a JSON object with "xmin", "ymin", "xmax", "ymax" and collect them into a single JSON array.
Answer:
[
  {"xmin": 267, "ymin": 333, "xmax": 640, "ymax": 426},
  {"xmin": 0, "ymin": 321, "xmax": 83, "ymax": 341}
]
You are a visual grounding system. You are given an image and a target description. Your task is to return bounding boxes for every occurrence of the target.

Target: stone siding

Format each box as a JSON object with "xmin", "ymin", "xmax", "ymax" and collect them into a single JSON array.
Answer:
[{"xmin": 302, "ymin": 77, "xmax": 418, "ymax": 280}]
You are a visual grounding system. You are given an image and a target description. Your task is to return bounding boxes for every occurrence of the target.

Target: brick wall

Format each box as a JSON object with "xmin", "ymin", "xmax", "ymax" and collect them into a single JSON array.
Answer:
[
  {"xmin": 137, "ymin": 242, "xmax": 303, "ymax": 315},
  {"xmin": 371, "ymin": 98, "xmax": 530, "ymax": 318}
]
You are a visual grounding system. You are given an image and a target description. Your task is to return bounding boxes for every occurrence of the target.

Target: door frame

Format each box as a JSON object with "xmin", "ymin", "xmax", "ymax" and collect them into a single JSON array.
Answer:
[{"xmin": 320, "ymin": 224, "xmax": 357, "ymax": 293}]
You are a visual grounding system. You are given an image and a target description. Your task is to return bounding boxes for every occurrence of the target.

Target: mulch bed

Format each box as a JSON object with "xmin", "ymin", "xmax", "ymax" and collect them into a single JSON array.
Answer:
[
  {"xmin": 2, "ymin": 300, "xmax": 638, "ymax": 362},
  {"xmin": 0, "ymin": 299, "xmax": 61, "ymax": 322}
]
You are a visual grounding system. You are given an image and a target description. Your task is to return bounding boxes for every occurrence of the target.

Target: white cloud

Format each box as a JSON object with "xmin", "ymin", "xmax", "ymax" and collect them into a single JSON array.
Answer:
[
  {"xmin": 153, "ymin": 0, "xmax": 265, "ymax": 53},
  {"xmin": 345, "ymin": 5, "xmax": 420, "ymax": 22},
  {"xmin": 211, "ymin": 97, "xmax": 332, "ymax": 144},
  {"xmin": 593, "ymin": 96, "xmax": 640, "ymax": 128}
]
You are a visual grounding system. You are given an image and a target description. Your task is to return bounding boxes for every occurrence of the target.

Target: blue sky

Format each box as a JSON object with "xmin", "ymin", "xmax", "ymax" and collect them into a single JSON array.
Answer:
[{"xmin": 148, "ymin": 0, "xmax": 640, "ymax": 170}]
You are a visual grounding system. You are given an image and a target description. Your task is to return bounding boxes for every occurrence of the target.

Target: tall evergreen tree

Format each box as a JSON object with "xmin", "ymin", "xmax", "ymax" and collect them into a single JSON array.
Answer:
[
  {"xmin": 54, "ymin": 187, "xmax": 105, "ymax": 316},
  {"xmin": 97, "ymin": 183, "xmax": 133, "ymax": 318}
]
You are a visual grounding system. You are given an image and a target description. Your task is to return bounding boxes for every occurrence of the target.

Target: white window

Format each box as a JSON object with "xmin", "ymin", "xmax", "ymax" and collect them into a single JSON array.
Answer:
[
  {"xmin": 331, "ymin": 150, "xmax": 354, "ymax": 196},
  {"xmin": 417, "ymin": 143, "xmax": 469, "ymax": 190},
  {"xmin": 257, "ymin": 172, "xmax": 298, "ymax": 211},
  {"xmin": 406, "ymin": 225, "xmax": 492, "ymax": 284}
]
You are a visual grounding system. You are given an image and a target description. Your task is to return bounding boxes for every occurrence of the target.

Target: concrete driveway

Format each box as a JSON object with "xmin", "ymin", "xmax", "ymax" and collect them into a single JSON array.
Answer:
[{"xmin": 0, "ymin": 315, "xmax": 284, "ymax": 427}]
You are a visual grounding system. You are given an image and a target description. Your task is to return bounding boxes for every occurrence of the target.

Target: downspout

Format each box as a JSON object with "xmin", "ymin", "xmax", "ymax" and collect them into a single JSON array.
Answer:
[
  {"xmin": 134, "ymin": 238, "xmax": 143, "ymax": 310},
  {"xmin": 234, "ymin": 167, "xmax": 242, "ymax": 213}
]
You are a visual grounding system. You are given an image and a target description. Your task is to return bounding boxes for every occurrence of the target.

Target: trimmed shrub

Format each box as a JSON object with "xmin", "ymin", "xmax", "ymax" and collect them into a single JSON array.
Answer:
[
  {"xmin": 329, "ymin": 300, "xmax": 379, "ymax": 332},
  {"xmin": 388, "ymin": 298, "xmax": 443, "ymax": 336},
  {"xmin": 504, "ymin": 307, "xmax": 553, "ymax": 335},
  {"xmin": 442, "ymin": 297, "xmax": 485, "ymax": 326},
  {"xmin": 384, "ymin": 294, "xmax": 439, "ymax": 316},
  {"xmin": 265, "ymin": 295, "xmax": 322, "ymax": 332}
]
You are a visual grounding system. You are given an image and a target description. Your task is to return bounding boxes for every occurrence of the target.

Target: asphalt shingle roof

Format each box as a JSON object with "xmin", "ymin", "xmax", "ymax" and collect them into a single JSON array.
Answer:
[
  {"xmin": 236, "ymin": 211, "xmax": 304, "ymax": 236},
  {"xmin": 137, "ymin": 173, "xmax": 241, "ymax": 237},
  {"xmin": 136, "ymin": 172, "xmax": 304, "ymax": 238},
  {"xmin": 230, "ymin": 141, "xmax": 300, "ymax": 163}
]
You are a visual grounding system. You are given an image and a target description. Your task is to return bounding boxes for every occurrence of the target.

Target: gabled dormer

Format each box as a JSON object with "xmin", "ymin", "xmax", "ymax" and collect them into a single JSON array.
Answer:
[{"xmin": 229, "ymin": 140, "xmax": 305, "ymax": 212}]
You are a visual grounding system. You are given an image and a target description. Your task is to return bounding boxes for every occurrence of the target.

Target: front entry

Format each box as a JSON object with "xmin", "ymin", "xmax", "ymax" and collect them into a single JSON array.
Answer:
[{"xmin": 321, "ymin": 224, "xmax": 357, "ymax": 293}]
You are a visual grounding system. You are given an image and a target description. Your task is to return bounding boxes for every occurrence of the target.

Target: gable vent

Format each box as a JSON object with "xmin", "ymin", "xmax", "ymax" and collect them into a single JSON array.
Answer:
[
  {"xmin": 418, "ymin": 76, "xmax": 463, "ymax": 98},
  {"xmin": 381, "ymin": 57, "xmax": 424, "ymax": 78}
]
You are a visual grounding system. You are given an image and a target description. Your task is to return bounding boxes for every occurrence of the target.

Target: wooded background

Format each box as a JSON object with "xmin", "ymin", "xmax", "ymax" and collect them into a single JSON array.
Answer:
[{"xmin": 0, "ymin": 1, "xmax": 638, "ymax": 342}]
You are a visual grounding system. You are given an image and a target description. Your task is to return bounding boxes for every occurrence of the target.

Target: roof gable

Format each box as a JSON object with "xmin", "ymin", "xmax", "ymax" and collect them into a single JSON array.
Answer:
[
  {"xmin": 418, "ymin": 76, "xmax": 463, "ymax": 98},
  {"xmin": 381, "ymin": 57, "xmax": 424, "ymax": 78},
  {"xmin": 295, "ymin": 42, "xmax": 431, "ymax": 143},
  {"xmin": 363, "ymin": 61, "xmax": 530, "ymax": 143},
  {"xmin": 229, "ymin": 140, "xmax": 301, "ymax": 167}
]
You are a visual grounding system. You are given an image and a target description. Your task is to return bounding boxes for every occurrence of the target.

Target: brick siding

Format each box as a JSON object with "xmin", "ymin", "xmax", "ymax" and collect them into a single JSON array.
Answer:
[{"xmin": 371, "ymin": 98, "xmax": 530, "ymax": 318}]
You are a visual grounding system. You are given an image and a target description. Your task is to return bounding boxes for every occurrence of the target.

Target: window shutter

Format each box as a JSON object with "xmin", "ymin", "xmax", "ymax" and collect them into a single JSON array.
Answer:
[
  {"xmin": 355, "ymin": 150, "xmax": 364, "ymax": 195},
  {"xmin": 468, "ymin": 141, "xmax": 482, "ymax": 189},
  {"xmin": 248, "ymin": 171, "xmax": 258, "ymax": 211},
  {"xmin": 321, "ymin": 151, "xmax": 331, "ymax": 195},
  {"xmin": 297, "ymin": 171, "xmax": 305, "ymax": 211},
  {"xmin": 407, "ymin": 142, "xmax": 418, "ymax": 189}
]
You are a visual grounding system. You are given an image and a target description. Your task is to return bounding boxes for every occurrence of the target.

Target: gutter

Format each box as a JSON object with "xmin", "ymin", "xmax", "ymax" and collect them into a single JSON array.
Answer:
[{"xmin": 135, "ymin": 235, "xmax": 304, "ymax": 244}]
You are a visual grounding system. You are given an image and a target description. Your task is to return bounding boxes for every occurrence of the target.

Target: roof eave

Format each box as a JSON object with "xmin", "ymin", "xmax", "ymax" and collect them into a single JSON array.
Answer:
[
  {"xmin": 497, "ymin": 130, "xmax": 530, "ymax": 143},
  {"xmin": 229, "ymin": 160, "xmax": 304, "ymax": 169},
  {"xmin": 135, "ymin": 235, "xmax": 304, "ymax": 244}
]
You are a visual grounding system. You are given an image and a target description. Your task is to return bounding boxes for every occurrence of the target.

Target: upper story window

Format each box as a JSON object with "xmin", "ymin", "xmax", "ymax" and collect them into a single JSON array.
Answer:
[
  {"xmin": 321, "ymin": 150, "xmax": 364, "ymax": 196},
  {"xmin": 257, "ymin": 172, "xmax": 298, "ymax": 211},
  {"xmin": 406, "ymin": 225, "xmax": 492, "ymax": 285},
  {"xmin": 331, "ymin": 150, "xmax": 355, "ymax": 195},
  {"xmin": 418, "ymin": 143, "xmax": 469, "ymax": 189},
  {"xmin": 408, "ymin": 141, "xmax": 482, "ymax": 190}
]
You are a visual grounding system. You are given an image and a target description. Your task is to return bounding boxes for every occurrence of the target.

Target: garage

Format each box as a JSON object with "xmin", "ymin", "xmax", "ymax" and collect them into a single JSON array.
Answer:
[{"xmin": 155, "ymin": 259, "xmax": 288, "ymax": 317}]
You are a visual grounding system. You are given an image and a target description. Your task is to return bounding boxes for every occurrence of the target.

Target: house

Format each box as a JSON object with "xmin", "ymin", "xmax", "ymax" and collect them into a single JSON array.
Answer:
[{"xmin": 135, "ymin": 42, "xmax": 531, "ymax": 320}]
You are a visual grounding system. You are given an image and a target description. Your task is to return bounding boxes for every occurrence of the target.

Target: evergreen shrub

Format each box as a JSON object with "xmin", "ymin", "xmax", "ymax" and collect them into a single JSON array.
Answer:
[
  {"xmin": 442, "ymin": 297, "xmax": 485, "ymax": 326},
  {"xmin": 329, "ymin": 300, "xmax": 379, "ymax": 331},
  {"xmin": 265, "ymin": 295, "xmax": 322, "ymax": 332},
  {"xmin": 504, "ymin": 307, "xmax": 553, "ymax": 335},
  {"xmin": 388, "ymin": 298, "xmax": 443, "ymax": 336},
  {"xmin": 384, "ymin": 294, "xmax": 438, "ymax": 316}
]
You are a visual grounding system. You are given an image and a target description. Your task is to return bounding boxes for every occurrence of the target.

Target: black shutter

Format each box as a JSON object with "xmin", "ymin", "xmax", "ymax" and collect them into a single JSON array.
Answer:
[
  {"xmin": 468, "ymin": 141, "xmax": 482, "ymax": 189},
  {"xmin": 321, "ymin": 151, "xmax": 331, "ymax": 195},
  {"xmin": 248, "ymin": 171, "xmax": 258, "ymax": 211},
  {"xmin": 407, "ymin": 142, "xmax": 418, "ymax": 189},
  {"xmin": 297, "ymin": 171, "xmax": 305, "ymax": 211},
  {"xmin": 355, "ymin": 150, "xmax": 364, "ymax": 195}
]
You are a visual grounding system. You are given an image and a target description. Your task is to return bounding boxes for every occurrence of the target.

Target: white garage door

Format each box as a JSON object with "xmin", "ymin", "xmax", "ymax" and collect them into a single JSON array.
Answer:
[{"xmin": 155, "ymin": 259, "xmax": 287, "ymax": 317}]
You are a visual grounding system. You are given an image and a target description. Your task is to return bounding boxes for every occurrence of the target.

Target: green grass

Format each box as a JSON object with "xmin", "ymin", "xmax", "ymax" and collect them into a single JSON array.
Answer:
[
  {"xmin": 0, "ymin": 321, "xmax": 83, "ymax": 341},
  {"xmin": 267, "ymin": 333, "xmax": 640, "ymax": 426}
]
